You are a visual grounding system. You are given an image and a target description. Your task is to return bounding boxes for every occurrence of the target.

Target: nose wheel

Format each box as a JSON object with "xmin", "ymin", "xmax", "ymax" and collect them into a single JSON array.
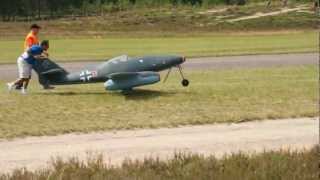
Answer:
[
  {"xmin": 178, "ymin": 65, "xmax": 189, "ymax": 87},
  {"xmin": 182, "ymin": 79, "xmax": 189, "ymax": 87},
  {"xmin": 163, "ymin": 63, "xmax": 190, "ymax": 87}
]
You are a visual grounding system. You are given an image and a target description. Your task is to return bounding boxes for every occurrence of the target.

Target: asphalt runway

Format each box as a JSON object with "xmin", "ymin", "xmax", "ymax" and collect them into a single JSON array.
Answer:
[
  {"xmin": 0, "ymin": 118, "xmax": 317, "ymax": 173},
  {"xmin": 0, "ymin": 53, "xmax": 317, "ymax": 81}
]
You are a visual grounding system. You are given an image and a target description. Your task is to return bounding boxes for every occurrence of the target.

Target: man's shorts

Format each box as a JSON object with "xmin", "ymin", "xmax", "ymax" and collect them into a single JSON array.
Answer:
[{"xmin": 17, "ymin": 57, "xmax": 32, "ymax": 78}]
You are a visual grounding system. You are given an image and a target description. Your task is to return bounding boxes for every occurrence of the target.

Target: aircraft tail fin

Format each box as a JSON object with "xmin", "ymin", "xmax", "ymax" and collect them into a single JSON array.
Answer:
[{"xmin": 33, "ymin": 59, "xmax": 68, "ymax": 83}]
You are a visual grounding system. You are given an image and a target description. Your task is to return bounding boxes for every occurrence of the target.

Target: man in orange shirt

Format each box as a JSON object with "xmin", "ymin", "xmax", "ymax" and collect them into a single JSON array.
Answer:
[
  {"xmin": 18, "ymin": 24, "xmax": 54, "ymax": 89},
  {"xmin": 15, "ymin": 24, "xmax": 41, "ymax": 91},
  {"xmin": 24, "ymin": 24, "xmax": 41, "ymax": 51}
]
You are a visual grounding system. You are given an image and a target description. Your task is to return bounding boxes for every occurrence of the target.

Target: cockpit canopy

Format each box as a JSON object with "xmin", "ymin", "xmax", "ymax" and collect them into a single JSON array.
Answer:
[{"xmin": 108, "ymin": 55, "xmax": 129, "ymax": 64}]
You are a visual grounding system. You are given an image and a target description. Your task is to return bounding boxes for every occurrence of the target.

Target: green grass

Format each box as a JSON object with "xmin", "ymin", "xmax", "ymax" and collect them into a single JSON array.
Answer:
[
  {"xmin": 0, "ymin": 65, "xmax": 317, "ymax": 139},
  {"xmin": 0, "ymin": 31, "xmax": 317, "ymax": 64},
  {"xmin": 0, "ymin": 146, "xmax": 318, "ymax": 180}
]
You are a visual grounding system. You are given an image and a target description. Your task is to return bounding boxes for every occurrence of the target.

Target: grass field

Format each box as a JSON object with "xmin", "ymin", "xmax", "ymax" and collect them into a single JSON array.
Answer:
[
  {"xmin": 0, "ymin": 31, "xmax": 317, "ymax": 64},
  {"xmin": 0, "ymin": 65, "xmax": 317, "ymax": 139},
  {"xmin": 0, "ymin": 146, "xmax": 318, "ymax": 180}
]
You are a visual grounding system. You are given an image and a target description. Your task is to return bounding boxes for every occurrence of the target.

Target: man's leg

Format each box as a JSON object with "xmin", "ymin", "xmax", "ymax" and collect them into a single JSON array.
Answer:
[
  {"xmin": 7, "ymin": 78, "xmax": 23, "ymax": 91},
  {"xmin": 23, "ymin": 78, "xmax": 29, "ymax": 88},
  {"xmin": 8, "ymin": 57, "xmax": 25, "ymax": 91},
  {"xmin": 19, "ymin": 78, "xmax": 29, "ymax": 94},
  {"xmin": 20, "ymin": 62, "xmax": 32, "ymax": 94}
]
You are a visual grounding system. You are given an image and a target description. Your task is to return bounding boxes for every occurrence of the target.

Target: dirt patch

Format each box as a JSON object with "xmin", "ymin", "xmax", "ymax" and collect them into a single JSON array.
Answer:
[
  {"xmin": 0, "ymin": 118, "xmax": 317, "ymax": 173},
  {"xmin": 227, "ymin": 6, "xmax": 308, "ymax": 22},
  {"xmin": 198, "ymin": 8, "xmax": 228, "ymax": 15}
]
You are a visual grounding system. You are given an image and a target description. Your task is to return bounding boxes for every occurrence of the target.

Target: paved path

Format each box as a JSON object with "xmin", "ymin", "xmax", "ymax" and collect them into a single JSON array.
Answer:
[
  {"xmin": 0, "ymin": 118, "xmax": 317, "ymax": 173},
  {"xmin": 0, "ymin": 53, "xmax": 317, "ymax": 81}
]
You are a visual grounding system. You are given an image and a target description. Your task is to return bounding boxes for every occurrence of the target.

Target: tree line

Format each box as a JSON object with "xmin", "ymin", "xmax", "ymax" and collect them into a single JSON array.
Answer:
[{"xmin": 0, "ymin": 0, "xmax": 248, "ymax": 21}]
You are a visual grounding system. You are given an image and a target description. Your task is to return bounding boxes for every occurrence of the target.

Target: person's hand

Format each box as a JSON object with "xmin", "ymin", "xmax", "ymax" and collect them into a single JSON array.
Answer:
[
  {"xmin": 43, "ymin": 52, "xmax": 49, "ymax": 57},
  {"xmin": 34, "ymin": 55, "xmax": 46, "ymax": 60},
  {"xmin": 33, "ymin": 55, "xmax": 41, "ymax": 59}
]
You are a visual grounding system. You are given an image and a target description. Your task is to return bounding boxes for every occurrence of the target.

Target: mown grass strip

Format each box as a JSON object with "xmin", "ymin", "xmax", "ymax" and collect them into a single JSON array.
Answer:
[
  {"xmin": 0, "ymin": 65, "xmax": 317, "ymax": 138},
  {"xmin": 0, "ymin": 31, "xmax": 316, "ymax": 64}
]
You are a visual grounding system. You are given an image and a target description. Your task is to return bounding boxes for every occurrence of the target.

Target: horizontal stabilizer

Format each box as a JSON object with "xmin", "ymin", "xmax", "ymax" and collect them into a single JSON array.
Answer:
[
  {"xmin": 33, "ymin": 59, "xmax": 69, "ymax": 84},
  {"xmin": 41, "ymin": 68, "xmax": 66, "ymax": 75}
]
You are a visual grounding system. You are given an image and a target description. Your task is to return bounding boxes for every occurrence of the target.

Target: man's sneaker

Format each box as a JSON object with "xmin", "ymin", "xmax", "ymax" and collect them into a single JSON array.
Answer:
[
  {"xmin": 21, "ymin": 88, "xmax": 27, "ymax": 95},
  {"xmin": 15, "ymin": 85, "xmax": 22, "ymax": 90},
  {"xmin": 7, "ymin": 83, "xmax": 15, "ymax": 92}
]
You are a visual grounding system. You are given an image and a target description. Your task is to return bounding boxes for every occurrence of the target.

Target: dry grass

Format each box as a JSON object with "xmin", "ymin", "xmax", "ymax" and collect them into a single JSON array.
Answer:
[{"xmin": 0, "ymin": 146, "xmax": 318, "ymax": 180}]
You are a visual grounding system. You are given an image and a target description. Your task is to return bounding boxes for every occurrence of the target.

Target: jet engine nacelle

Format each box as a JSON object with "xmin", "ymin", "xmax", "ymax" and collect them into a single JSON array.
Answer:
[{"xmin": 104, "ymin": 72, "xmax": 160, "ymax": 91}]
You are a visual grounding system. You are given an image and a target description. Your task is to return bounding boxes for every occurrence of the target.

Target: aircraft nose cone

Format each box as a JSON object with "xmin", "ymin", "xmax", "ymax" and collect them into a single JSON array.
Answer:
[
  {"xmin": 182, "ymin": 56, "xmax": 186, "ymax": 62},
  {"xmin": 172, "ymin": 56, "xmax": 185, "ymax": 65}
]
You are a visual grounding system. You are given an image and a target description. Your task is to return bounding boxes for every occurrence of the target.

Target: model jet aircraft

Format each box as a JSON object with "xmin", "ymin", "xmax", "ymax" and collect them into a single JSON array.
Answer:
[{"xmin": 34, "ymin": 55, "xmax": 189, "ymax": 91}]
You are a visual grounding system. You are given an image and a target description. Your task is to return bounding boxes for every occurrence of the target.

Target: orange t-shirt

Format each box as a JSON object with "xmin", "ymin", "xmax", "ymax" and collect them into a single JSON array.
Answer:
[{"xmin": 24, "ymin": 32, "xmax": 39, "ymax": 51}]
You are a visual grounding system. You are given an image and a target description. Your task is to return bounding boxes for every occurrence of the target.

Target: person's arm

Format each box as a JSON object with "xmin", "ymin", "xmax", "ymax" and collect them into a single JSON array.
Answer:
[
  {"xmin": 33, "ymin": 55, "xmax": 42, "ymax": 59},
  {"xmin": 36, "ymin": 51, "xmax": 49, "ymax": 60},
  {"xmin": 25, "ymin": 37, "xmax": 35, "ymax": 50},
  {"xmin": 41, "ymin": 51, "xmax": 49, "ymax": 58}
]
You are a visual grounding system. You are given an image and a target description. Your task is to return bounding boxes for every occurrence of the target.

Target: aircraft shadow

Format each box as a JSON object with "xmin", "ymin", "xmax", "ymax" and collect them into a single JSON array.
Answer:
[
  {"xmin": 119, "ymin": 89, "xmax": 176, "ymax": 100},
  {"xmin": 35, "ymin": 91, "xmax": 107, "ymax": 96},
  {"xmin": 35, "ymin": 89, "xmax": 178, "ymax": 100}
]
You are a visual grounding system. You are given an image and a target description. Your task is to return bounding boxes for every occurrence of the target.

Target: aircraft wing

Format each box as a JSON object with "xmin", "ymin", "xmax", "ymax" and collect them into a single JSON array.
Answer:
[
  {"xmin": 105, "ymin": 71, "xmax": 160, "ymax": 90},
  {"xmin": 108, "ymin": 72, "xmax": 140, "ymax": 80},
  {"xmin": 107, "ymin": 72, "xmax": 159, "ymax": 80}
]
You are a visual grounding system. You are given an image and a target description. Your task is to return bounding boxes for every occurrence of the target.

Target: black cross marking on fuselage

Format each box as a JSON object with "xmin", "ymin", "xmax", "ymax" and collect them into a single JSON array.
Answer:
[{"xmin": 80, "ymin": 70, "xmax": 93, "ymax": 82}]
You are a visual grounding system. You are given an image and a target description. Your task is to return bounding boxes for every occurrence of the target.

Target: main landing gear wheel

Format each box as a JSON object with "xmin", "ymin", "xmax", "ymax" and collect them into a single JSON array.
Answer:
[{"xmin": 182, "ymin": 79, "xmax": 189, "ymax": 87}]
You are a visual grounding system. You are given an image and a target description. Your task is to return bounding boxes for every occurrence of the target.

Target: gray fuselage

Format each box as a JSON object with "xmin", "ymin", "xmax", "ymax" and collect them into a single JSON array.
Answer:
[{"xmin": 59, "ymin": 55, "xmax": 184, "ymax": 85}]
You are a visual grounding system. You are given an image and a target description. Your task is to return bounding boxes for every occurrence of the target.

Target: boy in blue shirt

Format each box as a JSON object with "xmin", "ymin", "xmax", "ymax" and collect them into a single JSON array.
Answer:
[
  {"xmin": 33, "ymin": 40, "xmax": 54, "ymax": 89},
  {"xmin": 7, "ymin": 45, "xmax": 43, "ymax": 94}
]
